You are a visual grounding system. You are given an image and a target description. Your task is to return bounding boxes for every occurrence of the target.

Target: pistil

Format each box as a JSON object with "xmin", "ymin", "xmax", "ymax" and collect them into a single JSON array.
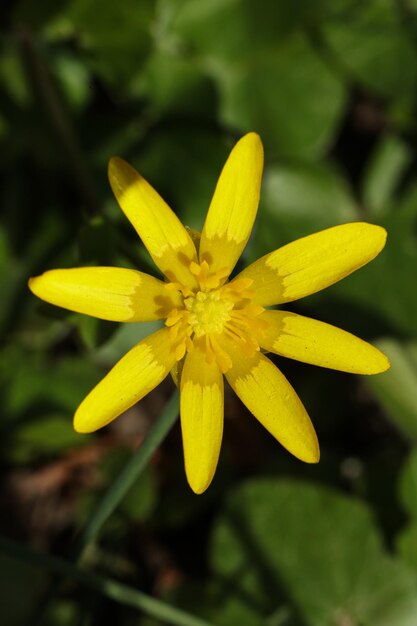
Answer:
[{"xmin": 164, "ymin": 260, "xmax": 268, "ymax": 372}]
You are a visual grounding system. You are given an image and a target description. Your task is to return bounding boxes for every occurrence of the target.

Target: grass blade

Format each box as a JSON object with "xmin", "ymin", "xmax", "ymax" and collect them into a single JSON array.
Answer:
[
  {"xmin": 75, "ymin": 388, "xmax": 180, "ymax": 555},
  {"xmin": 0, "ymin": 535, "xmax": 214, "ymax": 626}
]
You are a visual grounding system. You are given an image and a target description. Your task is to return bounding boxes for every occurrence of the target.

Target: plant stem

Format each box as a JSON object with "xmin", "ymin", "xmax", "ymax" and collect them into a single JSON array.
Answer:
[{"xmin": 0, "ymin": 535, "xmax": 213, "ymax": 626}]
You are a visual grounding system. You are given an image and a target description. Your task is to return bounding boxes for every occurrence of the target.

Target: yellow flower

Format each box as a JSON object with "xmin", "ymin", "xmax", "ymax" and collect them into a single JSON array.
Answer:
[{"xmin": 29, "ymin": 133, "xmax": 390, "ymax": 494}]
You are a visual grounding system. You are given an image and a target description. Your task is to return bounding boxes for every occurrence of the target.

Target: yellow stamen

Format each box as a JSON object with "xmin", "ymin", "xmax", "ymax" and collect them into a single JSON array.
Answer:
[
  {"xmin": 164, "ymin": 260, "xmax": 268, "ymax": 373},
  {"xmin": 185, "ymin": 291, "xmax": 234, "ymax": 337}
]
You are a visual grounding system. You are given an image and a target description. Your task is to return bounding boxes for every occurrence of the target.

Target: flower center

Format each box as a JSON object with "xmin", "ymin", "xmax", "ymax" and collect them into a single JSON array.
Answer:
[
  {"xmin": 164, "ymin": 260, "xmax": 268, "ymax": 372},
  {"xmin": 184, "ymin": 291, "xmax": 234, "ymax": 337}
]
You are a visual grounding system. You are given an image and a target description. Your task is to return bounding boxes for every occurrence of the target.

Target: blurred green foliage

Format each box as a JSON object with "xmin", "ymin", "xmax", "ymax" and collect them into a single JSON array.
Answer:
[
  {"xmin": 209, "ymin": 480, "xmax": 417, "ymax": 626},
  {"xmin": 2, "ymin": 0, "xmax": 417, "ymax": 624}
]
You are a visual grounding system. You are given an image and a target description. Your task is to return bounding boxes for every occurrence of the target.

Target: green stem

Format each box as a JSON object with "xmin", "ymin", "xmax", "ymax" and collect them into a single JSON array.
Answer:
[
  {"xmin": 28, "ymin": 390, "xmax": 179, "ymax": 626},
  {"xmin": 74, "ymin": 389, "xmax": 180, "ymax": 558},
  {"xmin": 0, "ymin": 535, "xmax": 213, "ymax": 626}
]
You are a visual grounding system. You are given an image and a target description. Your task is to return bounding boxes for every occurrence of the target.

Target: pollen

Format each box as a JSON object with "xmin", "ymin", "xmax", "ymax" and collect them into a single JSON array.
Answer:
[
  {"xmin": 164, "ymin": 261, "xmax": 269, "ymax": 372},
  {"xmin": 184, "ymin": 291, "xmax": 234, "ymax": 337}
]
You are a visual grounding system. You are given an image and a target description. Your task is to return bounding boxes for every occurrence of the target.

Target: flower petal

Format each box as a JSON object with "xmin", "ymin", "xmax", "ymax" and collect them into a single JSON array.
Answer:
[
  {"xmin": 108, "ymin": 157, "xmax": 198, "ymax": 287},
  {"xmin": 74, "ymin": 328, "xmax": 175, "ymax": 432},
  {"xmin": 259, "ymin": 310, "xmax": 390, "ymax": 374},
  {"xmin": 28, "ymin": 267, "xmax": 182, "ymax": 322},
  {"xmin": 199, "ymin": 132, "xmax": 264, "ymax": 277},
  {"xmin": 224, "ymin": 341, "xmax": 319, "ymax": 463},
  {"xmin": 180, "ymin": 347, "xmax": 224, "ymax": 494},
  {"xmin": 237, "ymin": 223, "xmax": 387, "ymax": 305}
]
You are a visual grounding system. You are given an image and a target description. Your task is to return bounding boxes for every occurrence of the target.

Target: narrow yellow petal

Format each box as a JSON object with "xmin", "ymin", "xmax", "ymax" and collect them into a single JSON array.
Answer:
[
  {"xmin": 237, "ymin": 223, "xmax": 387, "ymax": 306},
  {"xmin": 108, "ymin": 157, "xmax": 198, "ymax": 287},
  {"xmin": 199, "ymin": 132, "xmax": 264, "ymax": 276},
  {"xmin": 180, "ymin": 347, "xmax": 224, "ymax": 494},
  {"xmin": 224, "ymin": 340, "xmax": 319, "ymax": 463},
  {"xmin": 74, "ymin": 328, "xmax": 175, "ymax": 432},
  {"xmin": 259, "ymin": 310, "xmax": 390, "ymax": 374},
  {"xmin": 28, "ymin": 267, "xmax": 182, "ymax": 322}
]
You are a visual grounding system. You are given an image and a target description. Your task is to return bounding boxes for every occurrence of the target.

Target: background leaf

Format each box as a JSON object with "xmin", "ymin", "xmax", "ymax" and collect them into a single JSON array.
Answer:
[
  {"xmin": 363, "ymin": 340, "xmax": 417, "ymax": 441},
  {"xmin": 210, "ymin": 479, "xmax": 417, "ymax": 626}
]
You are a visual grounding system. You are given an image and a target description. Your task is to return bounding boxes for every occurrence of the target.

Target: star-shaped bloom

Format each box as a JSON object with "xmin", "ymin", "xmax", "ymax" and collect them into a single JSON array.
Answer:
[{"xmin": 29, "ymin": 133, "xmax": 389, "ymax": 493}]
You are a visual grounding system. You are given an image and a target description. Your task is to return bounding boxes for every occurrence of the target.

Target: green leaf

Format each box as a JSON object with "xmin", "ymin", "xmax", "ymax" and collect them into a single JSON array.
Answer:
[
  {"xmin": 362, "ymin": 134, "xmax": 412, "ymax": 216},
  {"xmin": 139, "ymin": 51, "xmax": 218, "ymax": 119},
  {"xmin": 249, "ymin": 161, "xmax": 358, "ymax": 261},
  {"xmin": 396, "ymin": 523, "xmax": 417, "ymax": 572},
  {"xmin": 322, "ymin": 0, "xmax": 417, "ymax": 100},
  {"xmin": 364, "ymin": 340, "xmax": 417, "ymax": 441},
  {"xmin": 44, "ymin": 600, "xmax": 79, "ymax": 626},
  {"xmin": 168, "ymin": 0, "xmax": 321, "ymax": 60},
  {"xmin": 332, "ymin": 183, "xmax": 417, "ymax": 336},
  {"xmin": 14, "ymin": 413, "xmax": 86, "ymax": 462},
  {"xmin": 398, "ymin": 449, "xmax": 417, "ymax": 519},
  {"xmin": 213, "ymin": 35, "xmax": 346, "ymax": 160},
  {"xmin": 66, "ymin": 0, "xmax": 155, "ymax": 86},
  {"xmin": 166, "ymin": 0, "xmax": 347, "ymax": 159},
  {"xmin": 76, "ymin": 315, "xmax": 119, "ymax": 350},
  {"xmin": 95, "ymin": 320, "xmax": 164, "ymax": 365},
  {"xmin": 1, "ymin": 351, "xmax": 101, "ymax": 419},
  {"xmin": 396, "ymin": 451, "xmax": 417, "ymax": 571},
  {"xmin": 51, "ymin": 52, "xmax": 92, "ymax": 113},
  {"xmin": 130, "ymin": 128, "xmax": 231, "ymax": 232},
  {"xmin": 210, "ymin": 479, "xmax": 417, "ymax": 626},
  {"xmin": 0, "ymin": 41, "xmax": 32, "ymax": 107}
]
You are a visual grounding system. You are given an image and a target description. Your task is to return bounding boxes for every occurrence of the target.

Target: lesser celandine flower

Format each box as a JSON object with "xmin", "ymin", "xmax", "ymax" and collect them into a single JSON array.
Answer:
[{"xmin": 29, "ymin": 133, "xmax": 390, "ymax": 493}]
